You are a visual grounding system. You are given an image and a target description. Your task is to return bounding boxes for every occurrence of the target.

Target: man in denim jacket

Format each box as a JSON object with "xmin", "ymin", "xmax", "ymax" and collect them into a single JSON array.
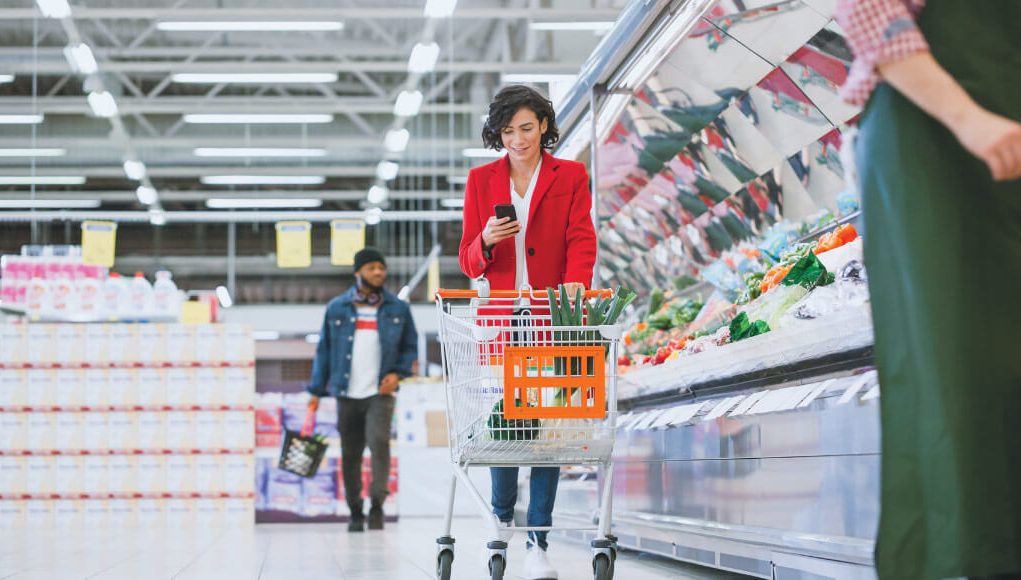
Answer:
[{"xmin": 307, "ymin": 248, "xmax": 418, "ymax": 531}]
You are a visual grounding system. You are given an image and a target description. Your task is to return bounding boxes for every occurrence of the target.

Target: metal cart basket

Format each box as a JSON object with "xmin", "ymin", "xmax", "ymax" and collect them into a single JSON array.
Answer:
[{"xmin": 433, "ymin": 287, "xmax": 623, "ymax": 580}]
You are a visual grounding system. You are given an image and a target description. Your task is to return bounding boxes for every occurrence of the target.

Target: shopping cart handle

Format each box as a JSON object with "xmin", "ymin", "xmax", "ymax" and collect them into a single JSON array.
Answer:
[{"xmin": 435, "ymin": 288, "xmax": 613, "ymax": 300}]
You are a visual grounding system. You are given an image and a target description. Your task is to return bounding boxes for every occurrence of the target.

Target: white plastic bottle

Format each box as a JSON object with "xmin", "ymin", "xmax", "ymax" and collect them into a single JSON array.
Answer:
[
  {"xmin": 25, "ymin": 263, "xmax": 49, "ymax": 317},
  {"xmin": 128, "ymin": 271, "xmax": 154, "ymax": 319},
  {"xmin": 102, "ymin": 272, "xmax": 128, "ymax": 319},
  {"xmin": 77, "ymin": 265, "xmax": 104, "ymax": 319},
  {"xmin": 48, "ymin": 262, "xmax": 78, "ymax": 318},
  {"xmin": 152, "ymin": 270, "xmax": 181, "ymax": 319}
]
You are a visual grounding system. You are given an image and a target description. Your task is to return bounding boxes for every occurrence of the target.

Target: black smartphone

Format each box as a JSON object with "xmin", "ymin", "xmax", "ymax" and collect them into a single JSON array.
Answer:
[{"xmin": 494, "ymin": 204, "xmax": 517, "ymax": 223}]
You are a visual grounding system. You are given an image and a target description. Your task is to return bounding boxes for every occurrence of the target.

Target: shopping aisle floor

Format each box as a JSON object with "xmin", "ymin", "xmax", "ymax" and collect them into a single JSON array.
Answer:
[{"xmin": 0, "ymin": 516, "xmax": 749, "ymax": 580}]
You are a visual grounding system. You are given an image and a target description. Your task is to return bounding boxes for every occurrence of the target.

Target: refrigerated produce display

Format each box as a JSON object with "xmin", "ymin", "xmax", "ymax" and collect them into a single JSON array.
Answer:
[{"xmin": 544, "ymin": 1, "xmax": 881, "ymax": 578}]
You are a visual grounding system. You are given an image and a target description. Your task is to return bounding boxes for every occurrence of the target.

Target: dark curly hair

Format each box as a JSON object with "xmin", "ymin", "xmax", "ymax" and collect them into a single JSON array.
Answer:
[{"xmin": 481, "ymin": 85, "xmax": 560, "ymax": 151}]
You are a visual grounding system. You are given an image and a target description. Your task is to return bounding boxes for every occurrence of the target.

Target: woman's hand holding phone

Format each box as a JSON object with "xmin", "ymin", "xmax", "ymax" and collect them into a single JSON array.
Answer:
[{"xmin": 482, "ymin": 215, "xmax": 520, "ymax": 250}]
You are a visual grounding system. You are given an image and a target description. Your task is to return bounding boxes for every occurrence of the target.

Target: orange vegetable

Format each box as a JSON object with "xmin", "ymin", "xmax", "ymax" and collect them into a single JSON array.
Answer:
[
  {"xmin": 836, "ymin": 224, "xmax": 859, "ymax": 244},
  {"xmin": 636, "ymin": 322, "xmax": 648, "ymax": 332},
  {"xmin": 759, "ymin": 263, "xmax": 793, "ymax": 294},
  {"xmin": 814, "ymin": 224, "xmax": 860, "ymax": 255}
]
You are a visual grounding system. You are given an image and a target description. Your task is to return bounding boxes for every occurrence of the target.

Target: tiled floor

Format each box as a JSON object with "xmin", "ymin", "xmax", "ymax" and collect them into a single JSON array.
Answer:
[{"xmin": 0, "ymin": 517, "xmax": 748, "ymax": 580}]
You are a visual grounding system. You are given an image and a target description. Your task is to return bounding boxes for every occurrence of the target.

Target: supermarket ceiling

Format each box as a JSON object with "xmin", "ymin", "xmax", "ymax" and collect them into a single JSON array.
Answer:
[{"xmin": 0, "ymin": 0, "xmax": 623, "ymax": 220}]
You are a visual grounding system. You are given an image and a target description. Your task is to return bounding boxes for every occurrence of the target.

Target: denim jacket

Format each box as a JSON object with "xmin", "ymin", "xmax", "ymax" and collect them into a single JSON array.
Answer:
[{"xmin": 307, "ymin": 287, "xmax": 418, "ymax": 397}]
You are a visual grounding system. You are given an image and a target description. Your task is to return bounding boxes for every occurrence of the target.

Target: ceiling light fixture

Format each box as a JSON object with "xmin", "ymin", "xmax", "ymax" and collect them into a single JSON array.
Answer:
[
  {"xmin": 424, "ymin": 0, "xmax": 458, "ymax": 18},
  {"xmin": 376, "ymin": 161, "xmax": 399, "ymax": 181},
  {"xmin": 463, "ymin": 148, "xmax": 504, "ymax": 158},
  {"xmin": 393, "ymin": 90, "xmax": 423, "ymax": 117},
  {"xmin": 364, "ymin": 207, "xmax": 384, "ymax": 226},
  {"xmin": 172, "ymin": 73, "xmax": 338, "ymax": 84},
  {"xmin": 0, "ymin": 114, "xmax": 44, "ymax": 124},
  {"xmin": 35, "ymin": 0, "xmax": 70, "ymax": 19},
  {"xmin": 215, "ymin": 286, "xmax": 233, "ymax": 308},
  {"xmin": 440, "ymin": 198, "xmax": 465, "ymax": 208},
  {"xmin": 122, "ymin": 160, "xmax": 146, "ymax": 181},
  {"xmin": 183, "ymin": 114, "xmax": 333, "ymax": 124},
  {"xmin": 193, "ymin": 147, "xmax": 326, "ymax": 157},
  {"xmin": 0, "ymin": 148, "xmax": 65, "ymax": 157},
  {"xmin": 206, "ymin": 198, "xmax": 323, "ymax": 209},
  {"xmin": 158, "ymin": 21, "xmax": 344, "ymax": 32},
  {"xmin": 367, "ymin": 185, "xmax": 388, "ymax": 205},
  {"xmin": 87, "ymin": 91, "xmax": 118, "ymax": 118},
  {"xmin": 408, "ymin": 42, "xmax": 441, "ymax": 74},
  {"xmin": 135, "ymin": 185, "xmax": 158, "ymax": 205},
  {"xmin": 383, "ymin": 129, "xmax": 410, "ymax": 153},
  {"xmin": 200, "ymin": 175, "xmax": 326, "ymax": 186},
  {"xmin": 529, "ymin": 21, "xmax": 615, "ymax": 32},
  {"xmin": 0, "ymin": 199, "xmax": 100, "ymax": 209},
  {"xmin": 447, "ymin": 175, "xmax": 468, "ymax": 185},
  {"xmin": 0, "ymin": 176, "xmax": 86, "ymax": 185},
  {"xmin": 63, "ymin": 43, "xmax": 98, "ymax": 75},
  {"xmin": 253, "ymin": 330, "xmax": 280, "ymax": 341},
  {"xmin": 0, "ymin": 75, "xmax": 13, "ymax": 84}
]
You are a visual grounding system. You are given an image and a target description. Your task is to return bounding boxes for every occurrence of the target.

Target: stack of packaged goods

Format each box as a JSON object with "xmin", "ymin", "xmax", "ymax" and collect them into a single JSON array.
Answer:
[{"xmin": 0, "ymin": 323, "xmax": 256, "ymax": 526}]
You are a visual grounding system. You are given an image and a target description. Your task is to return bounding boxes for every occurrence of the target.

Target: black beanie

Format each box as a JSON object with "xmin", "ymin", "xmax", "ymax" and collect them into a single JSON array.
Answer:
[{"xmin": 353, "ymin": 247, "xmax": 386, "ymax": 272}]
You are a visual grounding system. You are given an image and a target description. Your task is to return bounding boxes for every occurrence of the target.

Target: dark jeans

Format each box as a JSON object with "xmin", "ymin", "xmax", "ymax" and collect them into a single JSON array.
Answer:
[
  {"xmin": 337, "ymin": 394, "xmax": 395, "ymax": 516},
  {"xmin": 490, "ymin": 466, "xmax": 560, "ymax": 550}
]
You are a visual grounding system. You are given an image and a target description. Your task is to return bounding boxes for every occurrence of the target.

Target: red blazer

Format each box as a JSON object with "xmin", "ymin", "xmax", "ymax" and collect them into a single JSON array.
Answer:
[{"xmin": 459, "ymin": 151, "xmax": 597, "ymax": 291}]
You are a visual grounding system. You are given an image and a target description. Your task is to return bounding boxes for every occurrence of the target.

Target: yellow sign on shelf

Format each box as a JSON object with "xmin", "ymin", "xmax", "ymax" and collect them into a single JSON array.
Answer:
[
  {"xmin": 275, "ymin": 221, "xmax": 312, "ymax": 268},
  {"xmin": 80, "ymin": 221, "xmax": 117, "ymax": 267},
  {"xmin": 427, "ymin": 256, "xmax": 440, "ymax": 301},
  {"xmin": 330, "ymin": 219, "xmax": 365, "ymax": 266},
  {"xmin": 180, "ymin": 300, "xmax": 211, "ymax": 324}
]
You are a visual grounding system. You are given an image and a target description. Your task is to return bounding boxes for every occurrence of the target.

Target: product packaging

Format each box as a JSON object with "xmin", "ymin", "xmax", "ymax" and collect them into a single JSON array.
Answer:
[
  {"xmin": 26, "ymin": 413, "xmax": 56, "ymax": 451},
  {"xmin": 54, "ymin": 369, "xmax": 82, "ymax": 407},
  {"xmin": 0, "ymin": 324, "xmax": 27, "ymax": 364},
  {"xmin": 107, "ymin": 456, "xmax": 137, "ymax": 493},
  {"xmin": 26, "ymin": 500, "xmax": 56, "ymax": 526},
  {"xmin": 224, "ymin": 455, "xmax": 255, "ymax": 493},
  {"xmin": 83, "ymin": 412, "xmax": 109, "ymax": 450},
  {"xmin": 83, "ymin": 456, "xmax": 109, "ymax": 494},
  {"xmin": 165, "ymin": 368, "xmax": 197, "ymax": 406},
  {"xmin": 84, "ymin": 324, "xmax": 109, "ymax": 364},
  {"xmin": 194, "ymin": 499, "xmax": 225, "ymax": 525},
  {"xmin": 165, "ymin": 455, "xmax": 197, "ymax": 493},
  {"xmin": 136, "ymin": 412, "xmax": 166, "ymax": 450},
  {"xmin": 223, "ymin": 325, "xmax": 254, "ymax": 362},
  {"xmin": 54, "ymin": 457, "xmax": 84, "ymax": 494},
  {"xmin": 54, "ymin": 500, "xmax": 85, "ymax": 527},
  {"xmin": 107, "ymin": 324, "xmax": 139, "ymax": 363},
  {"xmin": 0, "ymin": 369, "xmax": 26, "ymax": 407},
  {"xmin": 194, "ymin": 455, "xmax": 224, "ymax": 494},
  {"xmin": 108, "ymin": 499, "xmax": 137, "ymax": 526},
  {"xmin": 224, "ymin": 498, "xmax": 254, "ymax": 525},
  {"xmin": 84, "ymin": 368, "xmax": 108, "ymax": 408},
  {"xmin": 165, "ymin": 324, "xmax": 195, "ymax": 362},
  {"xmin": 194, "ymin": 325, "xmax": 224, "ymax": 362},
  {"xmin": 137, "ymin": 323, "xmax": 167, "ymax": 362},
  {"xmin": 26, "ymin": 457, "xmax": 55, "ymax": 494},
  {"xmin": 193, "ymin": 368, "xmax": 224, "ymax": 406},
  {"xmin": 55, "ymin": 324, "xmax": 86, "ymax": 364},
  {"xmin": 26, "ymin": 369, "xmax": 56, "ymax": 408},
  {"xmin": 266, "ymin": 468, "xmax": 303, "ymax": 513},
  {"xmin": 136, "ymin": 456, "xmax": 165, "ymax": 493},
  {"xmin": 165, "ymin": 411, "xmax": 196, "ymax": 449},
  {"xmin": 136, "ymin": 499, "xmax": 165, "ymax": 526},
  {"xmin": 165, "ymin": 499, "xmax": 196, "ymax": 526},
  {"xmin": 224, "ymin": 368, "xmax": 254, "ymax": 406},
  {"xmin": 106, "ymin": 369, "xmax": 137, "ymax": 407},
  {"xmin": 301, "ymin": 459, "xmax": 338, "ymax": 517},
  {"xmin": 26, "ymin": 324, "xmax": 55, "ymax": 364},
  {"xmin": 223, "ymin": 411, "xmax": 254, "ymax": 449},
  {"xmin": 54, "ymin": 412, "xmax": 84, "ymax": 450},
  {"xmin": 194, "ymin": 412, "xmax": 225, "ymax": 449},
  {"xmin": 137, "ymin": 368, "xmax": 166, "ymax": 406},
  {"xmin": 0, "ymin": 457, "xmax": 26, "ymax": 494},
  {"xmin": 106, "ymin": 412, "xmax": 139, "ymax": 450},
  {"xmin": 1, "ymin": 413, "xmax": 27, "ymax": 450}
]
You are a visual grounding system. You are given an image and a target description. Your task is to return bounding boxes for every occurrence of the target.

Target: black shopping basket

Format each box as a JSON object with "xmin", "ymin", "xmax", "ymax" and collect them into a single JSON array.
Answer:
[{"xmin": 278, "ymin": 399, "xmax": 328, "ymax": 478}]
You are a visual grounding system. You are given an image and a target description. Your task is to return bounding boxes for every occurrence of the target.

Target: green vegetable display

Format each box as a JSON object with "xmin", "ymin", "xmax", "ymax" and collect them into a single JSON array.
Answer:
[
  {"xmin": 781, "ymin": 252, "xmax": 834, "ymax": 290},
  {"xmin": 729, "ymin": 312, "xmax": 771, "ymax": 342}
]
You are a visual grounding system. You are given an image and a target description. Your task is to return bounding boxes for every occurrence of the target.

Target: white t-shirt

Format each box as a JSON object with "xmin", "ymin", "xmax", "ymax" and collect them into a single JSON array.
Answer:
[
  {"xmin": 346, "ymin": 306, "xmax": 381, "ymax": 399},
  {"xmin": 510, "ymin": 159, "xmax": 542, "ymax": 291}
]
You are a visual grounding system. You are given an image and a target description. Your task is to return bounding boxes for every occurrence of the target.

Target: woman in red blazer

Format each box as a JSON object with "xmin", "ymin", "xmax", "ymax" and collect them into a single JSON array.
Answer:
[{"xmin": 458, "ymin": 85, "xmax": 597, "ymax": 580}]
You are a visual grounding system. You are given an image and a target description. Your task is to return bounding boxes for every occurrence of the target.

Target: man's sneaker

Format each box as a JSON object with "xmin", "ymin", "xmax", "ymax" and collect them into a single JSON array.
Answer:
[
  {"xmin": 522, "ymin": 546, "xmax": 558, "ymax": 580},
  {"xmin": 368, "ymin": 505, "xmax": 384, "ymax": 530},
  {"xmin": 348, "ymin": 515, "xmax": 365, "ymax": 533}
]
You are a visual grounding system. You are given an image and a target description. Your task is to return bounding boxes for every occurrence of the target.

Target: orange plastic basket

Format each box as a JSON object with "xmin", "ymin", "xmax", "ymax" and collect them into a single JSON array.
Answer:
[{"xmin": 502, "ymin": 345, "xmax": 606, "ymax": 420}]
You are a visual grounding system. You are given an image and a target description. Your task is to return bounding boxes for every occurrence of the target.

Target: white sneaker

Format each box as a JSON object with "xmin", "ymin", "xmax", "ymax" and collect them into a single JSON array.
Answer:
[{"xmin": 523, "ymin": 546, "xmax": 558, "ymax": 580}]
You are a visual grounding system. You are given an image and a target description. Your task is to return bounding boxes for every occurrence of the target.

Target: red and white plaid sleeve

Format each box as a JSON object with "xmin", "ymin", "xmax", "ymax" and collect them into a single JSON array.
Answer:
[{"xmin": 835, "ymin": 0, "xmax": 929, "ymax": 107}]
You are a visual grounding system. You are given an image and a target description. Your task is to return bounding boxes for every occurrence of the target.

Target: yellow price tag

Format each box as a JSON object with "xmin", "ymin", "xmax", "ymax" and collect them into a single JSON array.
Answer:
[
  {"xmin": 427, "ymin": 256, "xmax": 440, "ymax": 301},
  {"xmin": 275, "ymin": 221, "xmax": 312, "ymax": 268},
  {"xmin": 180, "ymin": 301, "xmax": 211, "ymax": 324},
  {"xmin": 80, "ymin": 221, "xmax": 117, "ymax": 268},
  {"xmin": 330, "ymin": 219, "xmax": 365, "ymax": 266}
]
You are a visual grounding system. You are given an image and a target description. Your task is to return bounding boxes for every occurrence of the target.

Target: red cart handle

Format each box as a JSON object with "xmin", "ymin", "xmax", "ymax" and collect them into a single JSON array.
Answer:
[{"xmin": 435, "ymin": 288, "xmax": 612, "ymax": 300}]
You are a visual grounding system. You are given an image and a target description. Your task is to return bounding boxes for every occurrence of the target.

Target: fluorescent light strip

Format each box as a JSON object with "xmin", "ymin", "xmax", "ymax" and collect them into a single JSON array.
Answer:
[
  {"xmin": 367, "ymin": 185, "xmax": 388, "ymax": 205},
  {"xmin": 0, "ymin": 199, "xmax": 99, "ymax": 209},
  {"xmin": 253, "ymin": 330, "xmax": 280, "ymax": 341},
  {"xmin": 193, "ymin": 147, "xmax": 326, "ymax": 157},
  {"xmin": 123, "ymin": 160, "xmax": 146, "ymax": 181},
  {"xmin": 136, "ymin": 185, "xmax": 158, "ymax": 205},
  {"xmin": 172, "ymin": 73, "xmax": 338, "ymax": 84},
  {"xmin": 0, "ymin": 75, "xmax": 15, "ymax": 84},
  {"xmin": 158, "ymin": 21, "xmax": 343, "ymax": 32},
  {"xmin": 206, "ymin": 198, "xmax": 323, "ymax": 209},
  {"xmin": 0, "ymin": 148, "xmax": 65, "ymax": 157},
  {"xmin": 447, "ymin": 175, "xmax": 468, "ymax": 185},
  {"xmin": 424, "ymin": 0, "xmax": 458, "ymax": 18},
  {"xmin": 408, "ymin": 42, "xmax": 440, "ymax": 74},
  {"xmin": 0, "ymin": 114, "xmax": 44, "ymax": 124},
  {"xmin": 184, "ymin": 114, "xmax": 333, "ymax": 124},
  {"xmin": 529, "ymin": 21, "xmax": 615, "ymax": 31},
  {"xmin": 0, "ymin": 176, "xmax": 86, "ymax": 185},
  {"xmin": 364, "ymin": 207, "xmax": 383, "ymax": 225},
  {"xmin": 376, "ymin": 161, "xmax": 399, "ymax": 181},
  {"xmin": 64, "ymin": 43, "xmax": 98, "ymax": 75},
  {"xmin": 148, "ymin": 209, "xmax": 167, "ymax": 226},
  {"xmin": 463, "ymin": 148, "xmax": 504, "ymax": 158},
  {"xmin": 502, "ymin": 74, "xmax": 578, "ymax": 83},
  {"xmin": 440, "ymin": 198, "xmax": 465, "ymax": 208},
  {"xmin": 200, "ymin": 175, "xmax": 326, "ymax": 186}
]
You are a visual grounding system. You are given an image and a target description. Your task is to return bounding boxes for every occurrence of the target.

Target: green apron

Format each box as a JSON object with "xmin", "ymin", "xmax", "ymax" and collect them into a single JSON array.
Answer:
[{"xmin": 855, "ymin": 1, "xmax": 1021, "ymax": 578}]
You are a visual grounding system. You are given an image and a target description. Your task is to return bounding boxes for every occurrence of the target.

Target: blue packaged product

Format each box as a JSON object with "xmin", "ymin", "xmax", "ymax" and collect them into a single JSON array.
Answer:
[
  {"xmin": 266, "ymin": 468, "xmax": 303, "ymax": 514},
  {"xmin": 301, "ymin": 458, "xmax": 337, "ymax": 517}
]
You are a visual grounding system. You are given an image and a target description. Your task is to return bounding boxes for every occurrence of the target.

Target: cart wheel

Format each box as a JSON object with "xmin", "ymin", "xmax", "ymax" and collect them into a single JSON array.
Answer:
[
  {"xmin": 593, "ymin": 553, "xmax": 612, "ymax": 580},
  {"xmin": 436, "ymin": 550, "xmax": 453, "ymax": 580},
  {"xmin": 488, "ymin": 554, "xmax": 505, "ymax": 580}
]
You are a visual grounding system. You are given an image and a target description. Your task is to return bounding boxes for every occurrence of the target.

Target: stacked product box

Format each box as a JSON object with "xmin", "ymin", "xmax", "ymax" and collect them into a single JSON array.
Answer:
[
  {"xmin": 254, "ymin": 391, "xmax": 399, "ymax": 522},
  {"xmin": 0, "ymin": 323, "xmax": 255, "ymax": 526}
]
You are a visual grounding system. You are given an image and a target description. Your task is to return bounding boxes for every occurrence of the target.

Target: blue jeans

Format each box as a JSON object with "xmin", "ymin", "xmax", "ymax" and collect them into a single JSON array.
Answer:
[{"xmin": 490, "ymin": 466, "xmax": 560, "ymax": 550}]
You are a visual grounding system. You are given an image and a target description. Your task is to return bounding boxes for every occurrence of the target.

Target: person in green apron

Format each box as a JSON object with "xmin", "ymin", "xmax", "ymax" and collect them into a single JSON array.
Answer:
[{"xmin": 836, "ymin": 1, "xmax": 1021, "ymax": 578}]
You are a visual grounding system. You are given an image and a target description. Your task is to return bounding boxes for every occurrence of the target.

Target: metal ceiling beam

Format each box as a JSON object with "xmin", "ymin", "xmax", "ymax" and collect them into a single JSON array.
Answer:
[
  {"xmin": 0, "ymin": 46, "xmax": 409, "ymax": 59},
  {"xmin": 0, "ymin": 210, "xmax": 463, "ymax": 223},
  {"xmin": 0, "ymin": 190, "xmax": 462, "ymax": 202},
  {"xmin": 0, "ymin": 97, "xmax": 481, "ymax": 115},
  {"xmin": 111, "ymin": 255, "xmax": 463, "ymax": 278},
  {"xmin": 0, "ymin": 7, "xmax": 621, "ymax": 20},
  {"xmin": 5, "ymin": 60, "xmax": 584, "ymax": 75},
  {"xmin": 0, "ymin": 136, "xmax": 476, "ymax": 149},
  {"xmin": 0, "ymin": 166, "xmax": 460, "ymax": 178}
]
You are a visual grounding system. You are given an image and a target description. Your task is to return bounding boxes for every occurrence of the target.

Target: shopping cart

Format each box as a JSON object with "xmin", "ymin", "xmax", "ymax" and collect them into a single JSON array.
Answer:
[{"xmin": 433, "ymin": 286, "xmax": 623, "ymax": 580}]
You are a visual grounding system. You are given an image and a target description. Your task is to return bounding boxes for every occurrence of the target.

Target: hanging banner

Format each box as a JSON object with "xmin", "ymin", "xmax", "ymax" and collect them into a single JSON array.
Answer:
[
  {"xmin": 427, "ymin": 256, "xmax": 440, "ymax": 301},
  {"xmin": 80, "ymin": 221, "xmax": 117, "ymax": 268},
  {"xmin": 275, "ymin": 221, "xmax": 312, "ymax": 269},
  {"xmin": 330, "ymin": 219, "xmax": 365, "ymax": 266}
]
